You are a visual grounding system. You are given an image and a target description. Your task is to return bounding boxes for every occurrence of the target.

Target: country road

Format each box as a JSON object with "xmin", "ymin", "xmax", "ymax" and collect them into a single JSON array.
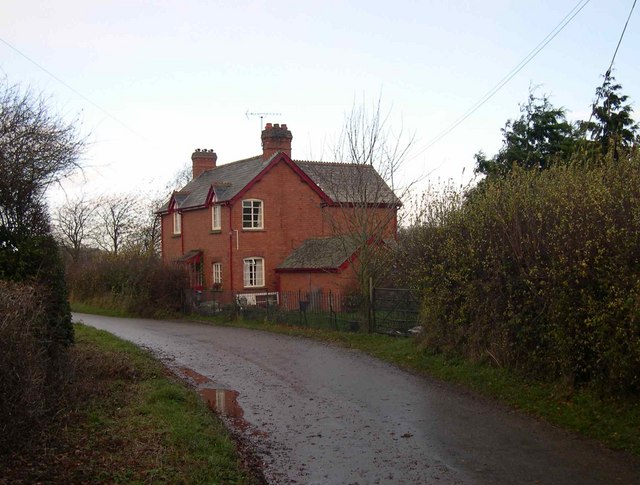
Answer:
[{"xmin": 74, "ymin": 313, "xmax": 640, "ymax": 485}]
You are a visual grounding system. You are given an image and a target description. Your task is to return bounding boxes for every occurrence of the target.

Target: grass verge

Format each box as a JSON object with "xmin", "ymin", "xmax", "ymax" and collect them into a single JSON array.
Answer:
[
  {"xmin": 70, "ymin": 300, "xmax": 134, "ymax": 318},
  {"xmin": 195, "ymin": 315, "xmax": 640, "ymax": 456},
  {"xmin": 0, "ymin": 323, "xmax": 259, "ymax": 484}
]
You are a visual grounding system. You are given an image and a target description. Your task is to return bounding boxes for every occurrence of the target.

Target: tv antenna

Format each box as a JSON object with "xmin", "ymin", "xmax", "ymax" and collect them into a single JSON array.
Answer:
[{"xmin": 245, "ymin": 110, "xmax": 282, "ymax": 131}]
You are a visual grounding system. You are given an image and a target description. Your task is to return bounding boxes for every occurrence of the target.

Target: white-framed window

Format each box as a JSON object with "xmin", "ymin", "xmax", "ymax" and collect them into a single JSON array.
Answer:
[
  {"xmin": 211, "ymin": 204, "xmax": 221, "ymax": 230},
  {"xmin": 242, "ymin": 199, "xmax": 263, "ymax": 229},
  {"xmin": 212, "ymin": 262, "xmax": 222, "ymax": 285},
  {"xmin": 173, "ymin": 211, "xmax": 182, "ymax": 235},
  {"xmin": 243, "ymin": 257, "xmax": 264, "ymax": 287}
]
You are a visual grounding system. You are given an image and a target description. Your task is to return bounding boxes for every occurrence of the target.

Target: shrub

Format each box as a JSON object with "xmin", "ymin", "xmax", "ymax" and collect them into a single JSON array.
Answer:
[
  {"xmin": 67, "ymin": 252, "xmax": 187, "ymax": 317},
  {"xmin": 0, "ymin": 233, "xmax": 73, "ymax": 347},
  {"xmin": 0, "ymin": 281, "xmax": 69, "ymax": 453},
  {"xmin": 407, "ymin": 153, "xmax": 640, "ymax": 395}
]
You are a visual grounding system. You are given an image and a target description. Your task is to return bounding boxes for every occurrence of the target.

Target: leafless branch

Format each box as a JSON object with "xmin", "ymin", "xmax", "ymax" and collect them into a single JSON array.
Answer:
[{"xmin": 0, "ymin": 79, "xmax": 85, "ymax": 235}]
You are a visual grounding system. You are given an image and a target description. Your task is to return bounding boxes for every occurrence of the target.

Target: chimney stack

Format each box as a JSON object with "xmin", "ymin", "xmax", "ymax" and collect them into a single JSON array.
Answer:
[
  {"xmin": 261, "ymin": 123, "xmax": 292, "ymax": 159},
  {"xmin": 191, "ymin": 149, "xmax": 217, "ymax": 179}
]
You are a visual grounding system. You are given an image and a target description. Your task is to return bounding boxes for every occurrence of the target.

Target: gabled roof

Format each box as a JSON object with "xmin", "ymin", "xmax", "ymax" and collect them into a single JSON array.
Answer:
[
  {"xmin": 158, "ymin": 154, "xmax": 270, "ymax": 213},
  {"xmin": 296, "ymin": 161, "xmax": 399, "ymax": 205},
  {"xmin": 157, "ymin": 152, "xmax": 398, "ymax": 214},
  {"xmin": 176, "ymin": 249, "xmax": 202, "ymax": 263},
  {"xmin": 276, "ymin": 236, "xmax": 359, "ymax": 272}
]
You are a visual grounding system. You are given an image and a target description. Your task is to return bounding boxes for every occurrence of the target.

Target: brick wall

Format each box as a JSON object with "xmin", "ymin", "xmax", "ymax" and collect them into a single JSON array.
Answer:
[
  {"xmin": 279, "ymin": 271, "xmax": 357, "ymax": 295},
  {"xmin": 161, "ymin": 155, "xmax": 398, "ymax": 299},
  {"xmin": 230, "ymin": 159, "xmax": 329, "ymax": 292}
]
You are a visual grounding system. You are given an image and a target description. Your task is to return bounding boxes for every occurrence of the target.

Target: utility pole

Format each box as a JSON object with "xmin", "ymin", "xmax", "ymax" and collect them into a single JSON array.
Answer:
[{"xmin": 245, "ymin": 110, "xmax": 282, "ymax": 131}]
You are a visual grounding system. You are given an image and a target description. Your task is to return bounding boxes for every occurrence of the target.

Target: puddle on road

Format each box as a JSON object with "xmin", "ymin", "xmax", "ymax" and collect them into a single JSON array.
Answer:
[
  {"xmin": 200, "ymin": 388, "xmax": 244, "ymax": 419},
  {"xmin": 176, "ymin": 367, "xmax": 242, "ymax": 418},
  {"xmin": 175, "ymin": 366, "xmax": 267, "ymax": 437}
]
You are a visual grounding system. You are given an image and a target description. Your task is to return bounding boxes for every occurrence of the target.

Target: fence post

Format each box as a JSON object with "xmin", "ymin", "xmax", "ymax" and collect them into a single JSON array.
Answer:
[
  {"xmin": 328, "ymin": 290, "xmax": 335, "ymax": 330},
  {"xmin": 369, "ymin": 276, "xmax": 374, "ymax": 333}
]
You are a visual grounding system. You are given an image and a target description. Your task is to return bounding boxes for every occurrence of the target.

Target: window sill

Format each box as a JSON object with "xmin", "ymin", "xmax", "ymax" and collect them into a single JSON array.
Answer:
[
  {"xmin": 172, "ymin": 234, "xmax": 181, "ymax": 238},
  {"xmin": 243, "ymin": 286, "xmax": 266, "ymax": 290},
  {"xmin": 241, "ymin": 228, "xmax": 265, "ymax": 232},
  {"xmin": 209, "ymin": 229, "xmax": 222, "ymax": 234}
]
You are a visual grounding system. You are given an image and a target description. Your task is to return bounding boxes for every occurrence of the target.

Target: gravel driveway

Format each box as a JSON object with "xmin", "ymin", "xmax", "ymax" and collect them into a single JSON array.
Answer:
[{"xmin": 74, "ymin": 313, "xmax": 640, "ymax": 484}]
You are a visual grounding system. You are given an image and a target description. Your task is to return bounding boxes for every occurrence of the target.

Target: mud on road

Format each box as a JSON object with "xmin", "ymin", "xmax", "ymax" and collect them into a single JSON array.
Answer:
[{"xmin": 74, "ymin": 313, "xmax": 640, "ymax": 484}]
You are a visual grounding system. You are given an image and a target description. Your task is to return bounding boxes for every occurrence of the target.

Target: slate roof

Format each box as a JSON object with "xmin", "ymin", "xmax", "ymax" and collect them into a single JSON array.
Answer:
[
  {"xmin": 296, "ymin": 161, "xmax": 399, "ymax": 205},
  {"xmin": 276, "ymin": 236, "xmax": 360, "ymax": 271},
  {"xmin": 157, "ymin": 153, "xmax": 398, "ymax": 213},
  {"xmin": 158, "ymin": 155, "xmax": 270, "ymax": 212}
]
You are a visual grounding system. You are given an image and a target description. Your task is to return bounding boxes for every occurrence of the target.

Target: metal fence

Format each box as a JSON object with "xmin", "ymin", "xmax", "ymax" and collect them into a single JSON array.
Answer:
[
  {"xmin": 275, "ymin": 290, "xmax": 363, "ymax": 332},
  {"xmin": 372, "ymin": 287, "xmax": 421, "ymax": 335},
  {"xmin": 182, "ymin": 286, "xmax": 420, "ymax": 335}
]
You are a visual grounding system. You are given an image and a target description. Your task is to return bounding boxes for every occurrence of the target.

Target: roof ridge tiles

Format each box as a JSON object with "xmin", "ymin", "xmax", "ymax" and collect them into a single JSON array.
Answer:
[{"xmin": 294, "ymin": 159, "xmax": 369, "ymax": 167}]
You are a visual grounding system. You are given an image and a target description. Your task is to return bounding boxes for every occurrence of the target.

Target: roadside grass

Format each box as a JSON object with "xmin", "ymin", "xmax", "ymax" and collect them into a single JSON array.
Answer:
[
  {"xmin": 195, "ymin": 315, "xmax": 640, "ymax": 456},
  {"xmin": 70, "ymin": 300, "xmax": 181, "ymax": 320},
  {"xmin": 70, "ymin": 300, "xmax": 134, "ymax": 318},
  {"xmin": 0, "ymin": 323, "xmax": 259, "ymax": 484}
]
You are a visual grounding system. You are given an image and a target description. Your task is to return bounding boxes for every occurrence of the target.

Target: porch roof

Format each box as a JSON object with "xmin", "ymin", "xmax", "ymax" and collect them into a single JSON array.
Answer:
[
  {"xmin": 176, "ymin": 249, "xmax": 202, "ymax": 263},
  {"xmin": 276, "ymin": 236, "xmax": 358, "ymax": 272}
]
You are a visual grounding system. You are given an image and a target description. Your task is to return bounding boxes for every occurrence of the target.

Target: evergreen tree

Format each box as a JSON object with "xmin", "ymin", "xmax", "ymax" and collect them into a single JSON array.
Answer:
[
  {"xmin": 579, "ymin": 72, "xmax": 638, "ymax": 160},
  {"xmin": 475, "ymin": 90, "xmax": 577, "ymax": 177}
]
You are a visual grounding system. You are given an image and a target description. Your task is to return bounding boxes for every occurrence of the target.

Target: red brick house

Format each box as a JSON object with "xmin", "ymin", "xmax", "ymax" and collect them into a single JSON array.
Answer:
[{"xmin": 157, "ymin": 123, "xmax": 398, "ymax": 304}]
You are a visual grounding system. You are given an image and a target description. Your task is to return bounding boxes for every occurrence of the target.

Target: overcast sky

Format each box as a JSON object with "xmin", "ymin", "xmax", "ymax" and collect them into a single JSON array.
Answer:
[{"xmin": 1, "ymin": 0, "xmax": 638, "ymax": 206}]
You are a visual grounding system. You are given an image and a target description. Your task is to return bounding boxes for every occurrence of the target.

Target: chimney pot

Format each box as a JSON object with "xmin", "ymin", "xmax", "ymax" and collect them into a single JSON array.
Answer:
[
  {"xmin": 261, "ymin": 122, "xmax": 293, "ymax": 159},
  {"xmin": 191, "ymin": 148, "xmax": 217, "ymax": 179}
]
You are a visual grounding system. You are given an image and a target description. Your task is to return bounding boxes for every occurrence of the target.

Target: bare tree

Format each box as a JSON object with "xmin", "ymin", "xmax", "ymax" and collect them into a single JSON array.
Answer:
[
  {"xmin": 93, "ymin": 194, "xmax": 141, "ymax": 256},
  {"xmin": 129, "ymin": 194, "xmax": 163, "ymax": 257},
  {"xmin": 165, "ymin": 163, "xmax": 192, "ymax": 192},
  {"xmin": 317, "ymin": 97, "xmax": 414, "ymax": 331},
  {"xmin": 333, "ymin": 97, "xmax": 412, "ymax": 191},
  {"xmin": 53, "ymin": 195, "xmax": 95, "ymax": 262},
  {"xmin": 0, "ymin": 80, "xmax": 84, "ymax": 236},
  {"xmin": 54, "ymin": 192, "xmax": 162, "ymax": 258}
]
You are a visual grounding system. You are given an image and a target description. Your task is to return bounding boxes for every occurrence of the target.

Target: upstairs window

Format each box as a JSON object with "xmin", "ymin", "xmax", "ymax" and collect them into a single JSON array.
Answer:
[
  {"xmin": 243, "ymin": 257, "xmax": 264, "ymax": 287},
  {"xmin": 173, "ymin": 211, "xmax": 182, "ymax": 235},
  {"xmin": 211, "ymin": 204, "xmax": 221, "ymax": 230},
  {"xmin": 212, "ymin": 262, "xmax": 222, "ymax": 285},
  {"xmin": 242, "ymin": 199, "xmax": 263, "ymax": 229}
]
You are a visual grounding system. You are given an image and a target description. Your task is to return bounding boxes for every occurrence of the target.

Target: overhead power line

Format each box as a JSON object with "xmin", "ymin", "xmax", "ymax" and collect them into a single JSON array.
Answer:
[
  {"xmin": 413, "ymin": 0, "xmax": 591, "ymax": 163},
  {"xmin": 0, "ymin": 36, "xmax": 142, "ymax": 137},
  {"xmin": 606, "ymin": 0, "xmax": 637, "ymax": 75},
  {"xmin": 587, "ymin": 0, "xmax": 637, "ymax": 123}
]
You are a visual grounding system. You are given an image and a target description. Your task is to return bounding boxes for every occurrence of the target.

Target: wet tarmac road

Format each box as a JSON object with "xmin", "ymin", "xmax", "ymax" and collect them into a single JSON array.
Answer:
[{"xmin": 74, "ymin": 313, "xmax": 640, "ymax": 484}]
